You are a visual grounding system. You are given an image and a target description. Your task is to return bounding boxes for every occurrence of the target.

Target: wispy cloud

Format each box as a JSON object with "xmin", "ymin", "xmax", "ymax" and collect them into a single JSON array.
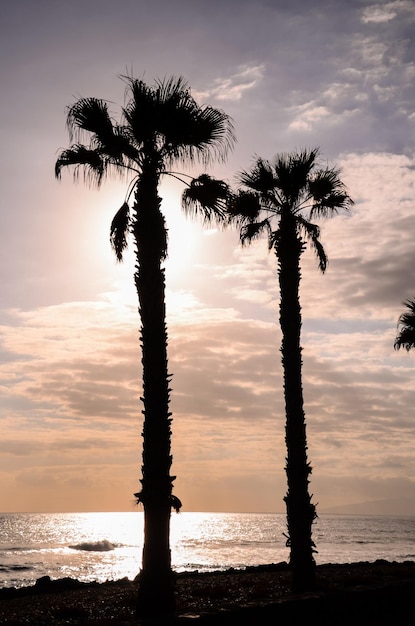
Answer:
[
  {"xmin": 195, "ymin": 65, "xmax": 265, "ymax": 102},
  {"xmin": 361, "ymin": 1, "xmax": 415, "ymax": 24},
  {"xmin": 288, "ymin": 103, "xmax": 332, "ymax": 132}
]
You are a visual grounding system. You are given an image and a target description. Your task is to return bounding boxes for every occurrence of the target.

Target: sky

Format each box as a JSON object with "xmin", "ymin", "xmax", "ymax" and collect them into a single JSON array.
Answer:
[{"xmin": 1, "ymin": 0, "xmax": 415, "ymax": 515}]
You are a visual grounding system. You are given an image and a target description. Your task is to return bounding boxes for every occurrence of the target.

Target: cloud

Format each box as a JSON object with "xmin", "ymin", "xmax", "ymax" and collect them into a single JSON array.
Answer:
[
  {"xmin": 303, "ymin": 152, "xmax": 415, "ymax": 316},
  {"xmin": 195, "ymin": 65, "xmax": 265, "ymax": 102},
  {"xmin": 288, "ymin": 103, "xmax": 332, "ymax": 132},
  {"xmin": 2, "ymin": 221, "xmax": 415, "ymax": 514},
  {"xmin": 361, "ymin": 1, "xmax": 415, "ymax": 24},
  {"xmin": 0, "ymin": 297, "xmax": 288, "ymax": 512},
  {"xmin": 280, "ymin": 6, "xmax": 415, "ymax": 154}
]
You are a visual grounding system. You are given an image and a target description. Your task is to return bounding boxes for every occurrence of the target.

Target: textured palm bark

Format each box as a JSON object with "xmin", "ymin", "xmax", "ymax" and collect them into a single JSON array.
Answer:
[
  {"xmin": 278, "ymin": 211, "xmax": 316, "ymax": 592},
  {"xmin": 132, "ymin": 160, "xmax": 175, "ymax": 615}
]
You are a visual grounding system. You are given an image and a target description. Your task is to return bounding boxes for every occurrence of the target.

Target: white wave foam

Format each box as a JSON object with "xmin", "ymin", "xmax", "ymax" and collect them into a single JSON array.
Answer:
[{"xmin": 69, "ymin": 540, "xmax": 115, "ymax": 552}]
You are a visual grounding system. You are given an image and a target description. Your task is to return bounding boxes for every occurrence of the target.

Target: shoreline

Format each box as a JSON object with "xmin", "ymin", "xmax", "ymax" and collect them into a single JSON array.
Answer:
[{"xmin": 1, "ymin": 560, "xmax": 415, "ymax": 624}]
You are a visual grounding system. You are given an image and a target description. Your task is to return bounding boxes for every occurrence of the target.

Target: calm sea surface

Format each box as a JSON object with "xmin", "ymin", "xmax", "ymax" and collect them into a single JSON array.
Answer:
[{"xmin": 1, "ymin": 512, "xmax": 414, "ymax": 589}]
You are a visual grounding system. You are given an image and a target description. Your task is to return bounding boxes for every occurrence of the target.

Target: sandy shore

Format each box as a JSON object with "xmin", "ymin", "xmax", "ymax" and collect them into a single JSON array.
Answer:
[{"xmin": 1, "ymin": 560, "xmax": 415, "ymax": 624}]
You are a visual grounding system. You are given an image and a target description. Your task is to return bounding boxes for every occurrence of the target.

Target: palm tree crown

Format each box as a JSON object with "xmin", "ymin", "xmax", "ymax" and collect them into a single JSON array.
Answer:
[
  {"xmin": 55, "ymin": 75, "xmax": 235, "ymax": 616},
  {"xmin": 395, "ymin": 298, "xmax": 415, "ymax": 351},
  {"xmin": 227, "ymin": 148, "xmax": 352, "ymax": 264},
  {"xmin": 56, "ymin": 76, "xmax": 235, "ymax": 258}
]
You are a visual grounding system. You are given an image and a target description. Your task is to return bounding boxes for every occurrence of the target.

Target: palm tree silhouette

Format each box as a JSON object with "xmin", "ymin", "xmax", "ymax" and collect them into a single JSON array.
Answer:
[
  {"xmin": 184, "ymin": 148, "xmax": 352, "ymax": 591},
  {"xmin": 55, "ymin": 75, "xmax": 234, "ymax": 615},
  {"xmin": 394, "ymin": 299, "xmax": 415, "ymax": 351}
]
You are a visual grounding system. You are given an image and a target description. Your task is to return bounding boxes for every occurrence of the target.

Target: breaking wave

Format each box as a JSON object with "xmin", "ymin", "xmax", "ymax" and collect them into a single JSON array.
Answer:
[{"xmin": 69, "ymin": 540, "xmax": 116, "ymax": 552}]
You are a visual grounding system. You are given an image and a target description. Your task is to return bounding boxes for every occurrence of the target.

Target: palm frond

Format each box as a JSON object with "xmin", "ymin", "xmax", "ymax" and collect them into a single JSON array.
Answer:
[
  {"xmin": 394, "ymin": 327, "xmax": 415, "ymax": 351},
  {"xmin": 227, "ymin": 190, "xmax": 263, "ymax": 223},
  {"xmin": 122, "ymin": 77, "xmax": 159, "ymax": 145},
  {"xmin": 240, "ymin": 219, "xmax": 272, "ymax": 246},
  {"xmin": 163, "ymin": 104, "xmax": 236, "ymax": 166},
  {"xmin": 55, "ymin": 144, "xmax": 105, "ymax": 185},
  {"xmin": 110, "ymin": 202, "xmax": 131, "ymax": 261},
  {"xmin": 156, "ymin": 77, "xmax": 235, "ymax": 166},
  {"xmin": 65, "ymin": 97, "xmax": 140, "ymax": 169},
  {"xmin": 156, "ymin": 76, "xmax": 235, "ymax": 162},
  {"xmin": 297, "ymin": 216, "xmax": 327, "ymax": 272},
  {"xmin": 155, "ymin": 75, "xmax": 190, "ymax": 104},
  {"xmin": 274, "ymin": 148, "xmax": 319, "ymax": 204},
  {"xmin": 182, "ymin": 174, "xmax": 229, "ymax": 224},
  {"xmin": 395, "ymin": 298, "xmax": 415, "ymax": 351},
  {"xmin": 238, "ymin": 159, "xmax": 276, "ymax": 195},
  {"xmin": 67, "ymin": 98, "xmax": 114, "ymax": 143},
  {"xmin": 308, "ymin": 167, "xmax": 353, "ymax": 218},
  {"xmin": 102, "ymin": 125, "xmax": 140, "ymax": 163},
  {"xmin": 310, "ymin": 235, "xmax": 327, "ymax": 272}
]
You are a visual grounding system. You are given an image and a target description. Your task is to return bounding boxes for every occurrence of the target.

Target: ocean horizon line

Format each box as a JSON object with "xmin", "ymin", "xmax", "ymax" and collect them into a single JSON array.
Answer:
[{"xmin": 1, "ymin": 509, "xmax": 415, "ymax": 518}]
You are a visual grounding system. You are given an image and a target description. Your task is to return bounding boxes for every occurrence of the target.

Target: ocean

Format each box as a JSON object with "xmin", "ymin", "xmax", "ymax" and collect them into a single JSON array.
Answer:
[{"xmin": 1, "ymin": 512, "xmax": 414, "ymax": 589}]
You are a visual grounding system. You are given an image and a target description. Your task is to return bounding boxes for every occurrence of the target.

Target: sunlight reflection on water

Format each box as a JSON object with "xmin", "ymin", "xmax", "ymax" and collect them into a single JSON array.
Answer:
[
  {"xmin": 171, "ymin": 512, "xmax": 287, "ymax": 571},
  {"xmin": 0, "ymin": 511, "xmax": 287, "ymax": 586},
  {"xmin": 1, "ymin": 512, "xmax": 414, "ymax": 588}
]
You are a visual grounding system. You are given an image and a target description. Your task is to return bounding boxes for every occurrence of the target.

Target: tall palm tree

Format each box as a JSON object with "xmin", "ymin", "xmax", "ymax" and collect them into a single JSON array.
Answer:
[
  {"xmin": 394, "ymin": 298, "xmax": 415, "ymax": 351},
  {"xmin": 55, "ymin": 75, "xmax": 234, "ymax": 616},
  {"xmin": 184, "ymin": 148, "xmax": 352, "ymax": 592}
]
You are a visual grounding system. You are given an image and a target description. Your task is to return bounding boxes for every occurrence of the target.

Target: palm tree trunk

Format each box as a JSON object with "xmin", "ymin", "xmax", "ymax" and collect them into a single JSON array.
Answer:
[
  {"xmin": 277, "ymin": 212, "xmax": 316, "ymax": 592},
  {"xmin": 133, "ymin": 161, "xmax": 176, "ymax": 615}
]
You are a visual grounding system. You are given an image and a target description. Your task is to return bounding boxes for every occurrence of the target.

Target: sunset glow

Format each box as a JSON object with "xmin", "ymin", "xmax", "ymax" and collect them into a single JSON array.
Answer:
[{"xmin": 1, "ymin": 0, "xmax": 415, "ymax": 516}]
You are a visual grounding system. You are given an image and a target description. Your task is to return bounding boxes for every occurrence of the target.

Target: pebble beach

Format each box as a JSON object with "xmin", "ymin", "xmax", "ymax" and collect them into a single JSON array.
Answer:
[{"xmin": 1, "ymin": 560, "xmax": 415, "ymax": 624}]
